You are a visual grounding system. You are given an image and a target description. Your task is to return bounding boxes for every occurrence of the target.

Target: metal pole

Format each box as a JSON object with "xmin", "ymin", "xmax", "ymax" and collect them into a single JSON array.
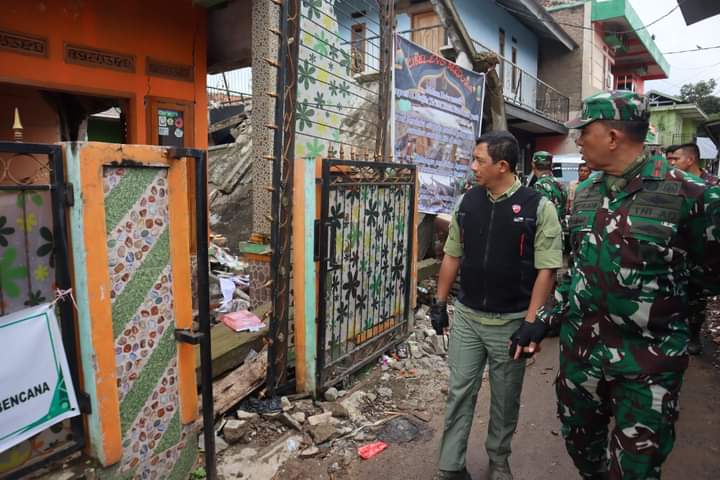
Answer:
[
  {"xmin": 195, "ymin": 151, "xmax": 217, "ymax": 480},
  {"xmin": 267, "ymin": 0, "xmax": 300, "ymax": 396}
]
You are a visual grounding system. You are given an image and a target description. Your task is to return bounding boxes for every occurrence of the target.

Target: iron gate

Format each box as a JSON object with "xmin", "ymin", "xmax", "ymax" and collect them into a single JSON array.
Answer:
[
  {"xmin": 317, "ymin": 159, "xmax": 416, "ymax": 390},
  {"xmin": 0, "ymin": 142, "xmax": 85, "ymax": 478}
]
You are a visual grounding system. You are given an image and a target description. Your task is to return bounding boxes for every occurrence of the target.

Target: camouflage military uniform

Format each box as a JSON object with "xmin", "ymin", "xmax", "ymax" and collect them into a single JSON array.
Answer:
[
  {"xmin": 554, "ymin": 91, "xmax": 720, "ymax": 479},
  {"xmin": 687, "ymin": 169, "xmax": 720, "ymax": 348},
  {"xmin": 531, "ymin": 152, "xmax": 568, "ymax": 223}
]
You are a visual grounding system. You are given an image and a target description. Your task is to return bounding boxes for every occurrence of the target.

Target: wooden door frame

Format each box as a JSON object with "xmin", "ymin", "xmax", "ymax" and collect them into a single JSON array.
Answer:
[{"xmin": 145, "ymin": 96, "xmax": 195, "ymax": 148}]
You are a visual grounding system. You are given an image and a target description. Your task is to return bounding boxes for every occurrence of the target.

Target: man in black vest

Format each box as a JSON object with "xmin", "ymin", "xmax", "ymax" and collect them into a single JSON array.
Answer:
[{"xmin": 431, "ymin": 131, "xmax": 563, "ymax": 480}]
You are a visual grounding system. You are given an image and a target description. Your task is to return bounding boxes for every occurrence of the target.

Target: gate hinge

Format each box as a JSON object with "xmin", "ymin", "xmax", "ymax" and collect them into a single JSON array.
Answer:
[
  {"xmin": 175, "ymin": 328, "xmax": 204, "ymax": 345},
  {"xmin": 64, "ymin": 183, "xmax": 75, "ymax": 207},
  {"xmin": 77, "ymin": 391, "xmax": 92, "ymax": 414}
]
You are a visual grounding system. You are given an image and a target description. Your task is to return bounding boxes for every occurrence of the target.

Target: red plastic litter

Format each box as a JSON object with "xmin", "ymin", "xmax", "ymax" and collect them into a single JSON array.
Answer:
[{"xmin": 358, "ymin": 441, "xmax": 388, "ymax": 459}]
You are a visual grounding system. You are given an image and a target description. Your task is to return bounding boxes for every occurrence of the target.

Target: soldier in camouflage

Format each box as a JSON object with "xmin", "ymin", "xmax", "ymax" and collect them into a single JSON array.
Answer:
[
  {"xmin": 531, "ymin": 151, "xmax": 568, "ymax": 224},
  {"xmin": 666, "ymin": 143, "xmax": 720, "ymax": 355},
  {"xmin": 552, "ymin": 91, "xmax": 720, "ymax": 479}
]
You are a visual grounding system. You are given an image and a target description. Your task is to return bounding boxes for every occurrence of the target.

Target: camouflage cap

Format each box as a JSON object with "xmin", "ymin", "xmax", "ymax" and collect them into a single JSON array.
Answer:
[
  {"xmin": 532, "ymin": 151, "xmax": 553, "ymax": 167},
  {"xmin": 565, "ymin": 90, "xmax": 649, "ymax": 129}
]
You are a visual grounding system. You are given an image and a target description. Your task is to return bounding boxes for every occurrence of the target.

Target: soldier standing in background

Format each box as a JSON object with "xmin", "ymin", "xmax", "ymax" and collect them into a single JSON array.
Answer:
[
  {"xmin": 553, "ymin": 91, "xmax": 720, "ymax": 479},
  {"xmin": 666, "ymin": 143, "xmax": 720, "ymax": 355},
  {"xmin": 567, "ymin": 163, "xmax": 591, "ymax": 211},
  {"xmin": 530, "ymin": 151, "xmax": 568, "ymax": 227}
]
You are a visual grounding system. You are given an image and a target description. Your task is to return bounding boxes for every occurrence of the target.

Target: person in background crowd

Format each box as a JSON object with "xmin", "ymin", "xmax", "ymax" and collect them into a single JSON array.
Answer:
[
  {"xmin": 567, "ymin": 163, "xmax": 591, "ymax": 211},
  {"xmin": 529, "ymin": 151, "xmax": 568, "ymax": 226},
  {"xmin": 666, "ymin": 143, "xmax": 719, "ymax": 355},
  {"xmin": 666, "ymin": 143, "xmax": 719, "ymax": 186}
]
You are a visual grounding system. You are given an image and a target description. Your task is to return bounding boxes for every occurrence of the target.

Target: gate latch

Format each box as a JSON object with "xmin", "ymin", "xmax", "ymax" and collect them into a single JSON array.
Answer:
[
  {"xmin": 174, "ymin": 329, "xmax": 205, "ymax": 345},
  {"xmin": 77, "ymin": 391, "xmax": 92, "ymax": 414}
]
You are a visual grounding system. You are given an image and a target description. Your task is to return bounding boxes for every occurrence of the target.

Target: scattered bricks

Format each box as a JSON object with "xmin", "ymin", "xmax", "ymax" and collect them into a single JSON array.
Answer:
[
  {"xmin": 307, "ymin": 411, "xmax": 334, "ymax": 426},
  {"xmin": 292, "ymin": 411, "xmax": 306, "ymax": 424},
  {"xmin": 300, "ymin": 446, "xmax": 320, "ymax": 458},
  {"xmin": 322, "ymin": 402, "xmax": 349, "ymax": 419},
  {"xmin": 223, "ymin": 419, "xmax": 250, "ymax": 444},
  {"xmin": 279, "ymin": 412, "xmax": 302, "ymax": 431},
  {"xmin": 324, "ymin": 387, "xmax": 339, "ymax": 402},
  {"xmin": 309, "ymin": 424, "xmax": 337, "ymax": 444},
  {"xmin": 236, "ymin": 409, "xmax": 259, "ymax": 421}
]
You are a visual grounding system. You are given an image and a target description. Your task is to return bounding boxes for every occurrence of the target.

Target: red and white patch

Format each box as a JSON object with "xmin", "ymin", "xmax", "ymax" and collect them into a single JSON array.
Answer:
[{"xmin": 512, "ymin": 204, "xmax": 522, "ymax": 214}]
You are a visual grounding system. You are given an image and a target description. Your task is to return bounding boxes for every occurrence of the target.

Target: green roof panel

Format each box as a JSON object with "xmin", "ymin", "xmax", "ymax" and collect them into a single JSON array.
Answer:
[{"xmin": 591, "ymin": 0, "xmax": 670, "ymax": 77}]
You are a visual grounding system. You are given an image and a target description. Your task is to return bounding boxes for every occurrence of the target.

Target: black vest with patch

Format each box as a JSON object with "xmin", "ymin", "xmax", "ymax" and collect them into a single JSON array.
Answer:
[{"xmin": 456, "ymin": 185, "xmax": 541, "ymax": 313}]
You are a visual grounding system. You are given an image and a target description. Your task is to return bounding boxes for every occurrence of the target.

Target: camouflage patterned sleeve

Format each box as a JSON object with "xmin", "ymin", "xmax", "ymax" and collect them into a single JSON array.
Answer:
[
  {"xmin": 443, "ymin": 196, "xmax": 465, "ymax": 258},
  {"xmin": 688, "ymin": 184, "xmax": 720, "ymax": 296},
  {"xmin": 531, "ymin": 179, "xmax": 547, "ymax": 198}
]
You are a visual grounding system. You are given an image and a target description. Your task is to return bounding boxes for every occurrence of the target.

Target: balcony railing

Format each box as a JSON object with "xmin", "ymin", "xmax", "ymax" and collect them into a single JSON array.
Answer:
[
  {"xmin": 207, "ymin": 67, "xmax": 253, "ymax": 106},
  {"xmin": 397, "ymin": 25, "xmax": 570, "ymax": 124},
  {"xmin": 656, "ymin": 132, "xmax": 696, "ymax": 147}
]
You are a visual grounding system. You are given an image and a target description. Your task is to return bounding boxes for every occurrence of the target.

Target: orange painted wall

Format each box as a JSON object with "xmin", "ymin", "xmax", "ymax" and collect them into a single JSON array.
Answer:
[{"xmin": 0, "ymin": 0, "xmax": 208, "ymax": 148}]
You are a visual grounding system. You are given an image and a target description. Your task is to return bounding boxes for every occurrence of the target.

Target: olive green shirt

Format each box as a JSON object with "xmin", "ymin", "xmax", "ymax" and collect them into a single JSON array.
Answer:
[{"xmin": 444, "ymin": 177, "xmax": 563, "ymax": 325}]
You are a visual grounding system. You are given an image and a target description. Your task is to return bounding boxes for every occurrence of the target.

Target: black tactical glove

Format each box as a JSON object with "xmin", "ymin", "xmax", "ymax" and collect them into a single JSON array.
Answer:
[
  {"xmin": 430, "ymin": 299, "xmax": 449, "ymax": 335},
  {"xmin": 509, "ymin": 320, "xmax": 547, "ymax": 359}
]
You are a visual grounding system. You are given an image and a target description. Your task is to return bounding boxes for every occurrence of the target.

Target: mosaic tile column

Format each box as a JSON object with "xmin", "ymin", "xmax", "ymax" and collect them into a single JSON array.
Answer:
[
  {"xmin": 251, "ymin": 0, "xmax": 279, "ymax": 236},
  {"xmin": 101, "ymin": 167, "xmax": 197, "ymax": 479}
]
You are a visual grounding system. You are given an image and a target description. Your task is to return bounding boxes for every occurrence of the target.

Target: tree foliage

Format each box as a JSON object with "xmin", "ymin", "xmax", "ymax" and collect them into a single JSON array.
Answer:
[{"xmin": 680, "ymin": 79, "xmax": 720, "ymax": 115}]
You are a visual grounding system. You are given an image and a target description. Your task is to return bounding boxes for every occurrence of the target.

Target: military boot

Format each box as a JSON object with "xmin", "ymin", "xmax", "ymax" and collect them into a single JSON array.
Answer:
[
  {"xmin": 488, "ymin": 461, "xmax": 513, "ymax": 480},
  {"xmin": 432, "ymin": 469, "xmax": 472, "ymax": 480},
  {"xmin": 583, "ymin": 473, "xmax": 608, "ymax": 480}
]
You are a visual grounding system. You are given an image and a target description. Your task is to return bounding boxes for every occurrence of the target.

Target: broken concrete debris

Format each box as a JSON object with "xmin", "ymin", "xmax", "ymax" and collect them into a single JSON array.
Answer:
[
  {"xmin": 309, "ymin": 424, "xmax": 338, "ymax": 444},
  {"xmin": 223, "ymin": 419, "xmax": 250, "ymax": 444},
  {"xmin": 291, "ymin": 411, "xmax": 306, "ymax": 424},
  {"xmin": 300, "ymin": 446, "xmax": 320, "ymax": 458},
  {"xmin": 279, "ymin": 412, "xmax": 303, "ymax": 432},
  {"xmin": 377, "ymin": 387, "xmax": 393, "ymax": 399},
  {"xmin": 307, "ymin": 411, "xmax": 335, "ymax": 427},
  {"xmin": 324, "ymin": 387, "xmax": 339, "ymax": 402},
  {"xmin": 215, "ymin": 306, "xmax": 456, "ymax": 477}
]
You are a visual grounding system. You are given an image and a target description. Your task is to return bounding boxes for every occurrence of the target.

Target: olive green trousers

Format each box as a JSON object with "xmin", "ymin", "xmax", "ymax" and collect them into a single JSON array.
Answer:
[{"xmin": 438, "ymin": 304, "xmax": 526, "ymax": 471}]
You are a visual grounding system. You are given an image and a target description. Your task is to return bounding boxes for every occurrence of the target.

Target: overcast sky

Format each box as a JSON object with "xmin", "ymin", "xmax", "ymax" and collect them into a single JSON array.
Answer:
[{"xmin": 632, "ymin": 0, "xmax": 720, "ymax": 95}]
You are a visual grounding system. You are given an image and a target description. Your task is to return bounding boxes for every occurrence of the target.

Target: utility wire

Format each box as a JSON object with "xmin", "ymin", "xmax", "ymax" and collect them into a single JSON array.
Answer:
[
  {"xmin": 498, "ymin": 1, "xmax": 683, "ymax": 35},
  {"xmin": 663, "ymin": 46, "xmax": 720, "ymax": 54}
]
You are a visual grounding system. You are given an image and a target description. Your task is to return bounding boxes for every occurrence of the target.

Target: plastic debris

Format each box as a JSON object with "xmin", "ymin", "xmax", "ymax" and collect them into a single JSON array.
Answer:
[{"xmin": 358, "ymin": 441, "xmax": 388, "ymax": 459}]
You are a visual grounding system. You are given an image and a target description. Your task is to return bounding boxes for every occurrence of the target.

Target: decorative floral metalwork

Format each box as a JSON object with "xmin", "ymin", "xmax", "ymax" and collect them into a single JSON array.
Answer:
[
  {"xmin": 318, "ymin": 159, "xmax": 416, "ymax": 389},
  {"xmin": 0, "ymin": 153, "xmax": 52, "ymax": 186}
]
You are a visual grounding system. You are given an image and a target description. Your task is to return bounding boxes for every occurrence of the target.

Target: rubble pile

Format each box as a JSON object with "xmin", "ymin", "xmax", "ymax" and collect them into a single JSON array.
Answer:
[
  {"xmin": 208, "ymin": 233, "xmax": 252, "ymax": 324},
  {"xmin": 215, "ymin": 306, "xmax": 456, "ymax": 476}
]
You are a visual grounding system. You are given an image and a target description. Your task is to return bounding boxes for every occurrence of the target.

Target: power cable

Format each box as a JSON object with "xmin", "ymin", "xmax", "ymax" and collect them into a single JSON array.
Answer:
[
  {"xmin": 498, "ymin": 1, "xmax": 684, "ymax": 35},
  {"xmin": 663, "ymin": 46, "xmax": 720, "ymax": 54}
]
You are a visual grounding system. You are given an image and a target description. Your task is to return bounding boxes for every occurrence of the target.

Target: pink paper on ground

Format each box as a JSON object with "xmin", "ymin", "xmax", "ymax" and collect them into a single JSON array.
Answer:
[{"xmin": 220, "ymin": 310, "xmax": 266, "ymax": 332}]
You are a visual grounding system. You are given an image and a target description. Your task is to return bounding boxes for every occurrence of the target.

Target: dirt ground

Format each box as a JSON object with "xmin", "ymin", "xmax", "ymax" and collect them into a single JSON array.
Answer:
[{"xmin": 273, "ymin": 336, "xmax": 720, "ymax": 480}]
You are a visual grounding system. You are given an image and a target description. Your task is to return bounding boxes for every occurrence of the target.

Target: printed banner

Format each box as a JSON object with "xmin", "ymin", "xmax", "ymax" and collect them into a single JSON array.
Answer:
[
  {"xmin": 0, "ymin": 304, "xmax": 80, "ymax": 453},
  {"xmin": 394, "ymin": 35, "xmax": 485, "ymax": 214}
]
